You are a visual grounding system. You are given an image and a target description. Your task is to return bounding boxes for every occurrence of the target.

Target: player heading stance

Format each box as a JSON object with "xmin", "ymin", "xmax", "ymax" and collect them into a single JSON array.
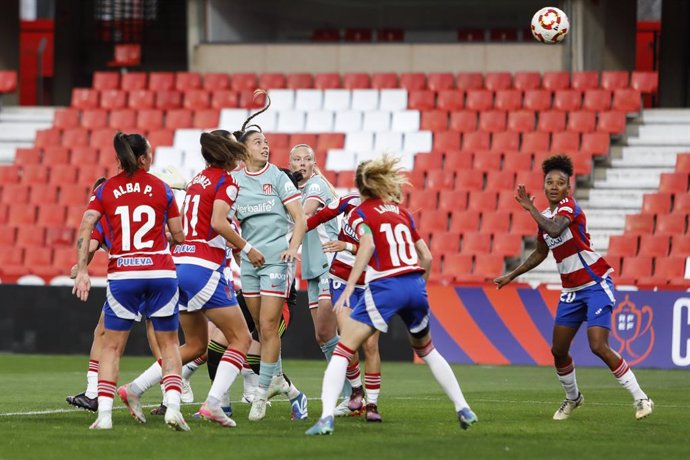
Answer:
[
  {"xmin": 73, "ymin": 132, "xmax": 189, "ymax": 431},
  {"xmin": 494, "ymin": 155, "xmax": 653, "ymax": 421},
  {"xmin": 306, "ymin": 156, "xmax": 477, "ymax": 435}
]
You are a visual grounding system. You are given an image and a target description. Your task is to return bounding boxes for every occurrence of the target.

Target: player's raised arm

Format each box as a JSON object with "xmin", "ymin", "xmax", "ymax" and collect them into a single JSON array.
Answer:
[{"xmin": 494, "ymin": 234, "xmax": 549, "ymax": 289}]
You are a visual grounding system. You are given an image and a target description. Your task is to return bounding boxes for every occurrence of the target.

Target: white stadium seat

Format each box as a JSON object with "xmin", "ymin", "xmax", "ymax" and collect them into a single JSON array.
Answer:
[
  {"xmin": 351, "ymin": 89, "xmax": 380, "ymax": 111},
  {"xmin": 276, "ymin": 110, "xmax": 306, "ymax": 132},
  {"xmin": 374, "ymin": 131, "xmax": 404, "ymax": 152},
  {"xmin": 345, "ymin": 131, "xmax": 375, "ymax": 151},
  {"xmin": 173, "ymin": 129, "xmax": 203, "ymax": 151},
  {"xmin": 218, "ymin": 109, "xmax": 249, "ymax": 131},
  {"xmin": 379, "ymin": 89, "xmax": 408, "ymax": 111},
  {"xmin": 326, "ymin": 149, "xmax": 358, "ymax": 171},
  {"xmin": 295, "ymin": 89, "xmax": 324, "ymax": 111},
  {"xmin": 334, "ymin": 111, "xmax": 363, "ymax": 132},
  {"xmin": 403, "ymin": 131, "xmax": 433, "ymax": 153},
  {"xmin": 267, "ymin": 89, "xmax": 295, "ymax": 110},
  {"xmin": 304, "ymin": 110, "xmax": 335, "ymax": 132},
  {"xmin": 323, "ymin": 89, "xmax": 351, "ymax": 111},
  {"xmin": 363, "ymin": 111, "xmax": 392, "ymax": 131},
  {"xmin": 153, "ymin": 147, "xmax": 185, "ymax": 168},
  {"xmin": 391, "ymin": 110, "xmax": 421, "ymax": 132}
]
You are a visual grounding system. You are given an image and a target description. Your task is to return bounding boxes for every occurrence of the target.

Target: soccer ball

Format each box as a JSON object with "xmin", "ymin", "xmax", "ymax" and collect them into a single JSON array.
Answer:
[{"xmin": 531, "ymin": 7, "xmax": 569, "ymax": 44}]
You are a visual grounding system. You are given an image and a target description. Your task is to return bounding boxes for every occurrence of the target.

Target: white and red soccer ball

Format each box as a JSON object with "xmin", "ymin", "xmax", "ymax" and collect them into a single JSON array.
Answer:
[{"xmin": 531, "ymin": 7, "xmax": 569, "ymax": 44}]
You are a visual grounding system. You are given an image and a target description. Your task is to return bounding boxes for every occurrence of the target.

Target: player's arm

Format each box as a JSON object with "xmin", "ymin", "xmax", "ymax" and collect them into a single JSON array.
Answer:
[
  {"xmin": 414, "ymin": 239, "xmax": 432, "ymax": 282},
  {"xmin": 167, "ymin": 216, "xmax": 185, "ymax": 244},
  {"xmin": 323, "ymin": 239, "xmax": 358, "ymax": 254},
  {"xmin": 282, "ymin": 199, "xmax": 307, "ymax": 262},
  {"xmin": 303, "ymin": 198, "xmax": 323, "ymax": 218},
  {"xmin": 494, "ymin": 239, "xmax": 549, "ymax": 289},
  {"xmin": 211, "ymin": 200, "xmax": 265, "ymax": 267},
  {"xmin": 73, "ymin": 210, "xmax": 101, "ymax": 302},
  {"xmin": 70, "ymin": 239, "xmax": 101, "ymax": 279},
  {"xmin": 333, "ymin": 224, "xmax": 374, "ymax": 312},
  {"xmin": 514, "ymin": 185, "xmax": 569, "ymax": 238}
]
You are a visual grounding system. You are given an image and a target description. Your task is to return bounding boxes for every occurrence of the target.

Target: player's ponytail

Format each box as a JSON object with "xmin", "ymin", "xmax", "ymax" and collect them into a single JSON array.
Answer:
[
  {"xmin": 200, "ymin": 130, "xmax": 247, "ymax": 170},
  {"xmin": 113, "ymin": 131, "xmax": 149, "ymax": 177},
  {"xmin": 236, "ymin": 89, "xmax": 271, "ymax": 143},
  {"xmin": 355, "ymin": 155, "xmax": 407, "ymax": 204}
]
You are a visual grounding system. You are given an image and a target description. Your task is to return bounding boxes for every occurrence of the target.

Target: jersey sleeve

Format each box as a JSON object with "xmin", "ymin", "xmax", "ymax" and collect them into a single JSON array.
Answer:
[
  {"xmin": 307, "ymin": 195, "xmax": 345, "ymax": 230},
  {"xmin": 555, "ymin": 197, "xmax": 576, "ymax": 223},
  {"xmin": 277, "ymin": 169, "xmax": 301, "ymax": 205},
  {"xmin": 215, "ymin": 174, "xmax": 239, "ymax": 207},
  {"xmin": 404, "ymin": 209, "xmax": 422, "ymax": 242},
  {"xmin": 87, "ymin": 184, "xmax": 105, "ymax": 214},
  {"xmin": 351, "ymin": 208, "xmax": 368, "ymax": 237},
  {"xmin": 91, "ymin": 222, "xmax": 105, "ymax": 246},
  {"xmin": 305, "ymin": 177, "xmax": 334, "ymax": 207},
  {"xmin": 165, "ymin": 183, "xmax": 181, "ymax": 218}
]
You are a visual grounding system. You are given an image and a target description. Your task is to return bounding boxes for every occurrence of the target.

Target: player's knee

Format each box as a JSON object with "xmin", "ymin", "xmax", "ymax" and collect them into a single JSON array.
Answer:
[
  {"xmin": 551, "ymin": 346, "xmax": 569, "ymax": 360},
  {"xmin": 588, "ymin": 340, "xmax": 609, "ymax": 358},
  {"xmin": 362, "ymin": 337, "xmax": 379, "ymax": 356}
]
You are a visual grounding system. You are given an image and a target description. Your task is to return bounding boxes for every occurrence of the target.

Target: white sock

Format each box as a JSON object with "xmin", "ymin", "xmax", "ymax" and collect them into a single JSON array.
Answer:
[
  {"xmin": 208, "ymin": 349, "xmax": 244, "ymax": 404},
  {"xmin": 419, "ymin": 348, "xmax": 469, "ymax": 412},
  {"xmin": 242, "ymin": 366, "xmax": 258, "ymax": 397},
  {"xmin": 97, "ymin": 396, "xmax": 113, "ymax": 416},
  {"xmin": 557, "ymin": 370, "xmax": 580, "ymax": 400},
  {"xmin": 85, "ymin": 371, "xmax": 98, "ymax": 399},
  {"xmin": 364, "ymin": 373, "xmax": 381, "ymax": 405},
  {"xmin": 162, "ymin": 374, "xmax": 182, "ymax": 412},
  {"xmin": 320, "ymin": 355, "xmax": 349, "ymax": 419},
  {"xmin": 613, "ymin": 360, "xmax": 648, "ymax": 400},
  {"xmin": 287, "ymin": 382, "xmax": 301, "ymax": 400},
  {"xmin": 182, "ymin": 362, "xmax": 200, "ymax": 380},
  {"xmin": 130, "ymin": 361, "xmax": 162, "ymax": 396}
]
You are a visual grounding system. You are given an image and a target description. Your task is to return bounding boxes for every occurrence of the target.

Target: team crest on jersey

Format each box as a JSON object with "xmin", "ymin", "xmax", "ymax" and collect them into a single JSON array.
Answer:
[
  {"xmin": 284, "ymin": 182, "xmax": 296, "ymax": 193},
  {"xmin": 308, "ymin": 183, "xmax": 321, "ymax": 193},
  {"xmin": 262, "ymin": 184, "xmax": 273, "ymax": 195},
  {"xmin": 610, "ymin": 294, "xmax": 655, "ymax": 366},
  {"xmin": 226, "ymin": 185, "xmax": 238, "ymax": 201}
]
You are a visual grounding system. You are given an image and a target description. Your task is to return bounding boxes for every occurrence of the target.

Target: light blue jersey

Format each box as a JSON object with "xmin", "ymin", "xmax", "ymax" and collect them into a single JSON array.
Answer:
[{"xmin": 301, "ymin": 174, "xmax": 338, "ymax": 280}]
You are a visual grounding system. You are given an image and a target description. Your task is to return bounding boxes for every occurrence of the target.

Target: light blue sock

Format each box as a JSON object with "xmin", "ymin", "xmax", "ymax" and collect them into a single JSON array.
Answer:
[
  {"xmin": 258, "ymin": 361, "xmax": 278, "ymax": 391},
  {"xmin": 320, "ymin": 335, "xmax": 339, "ymax": 362}
]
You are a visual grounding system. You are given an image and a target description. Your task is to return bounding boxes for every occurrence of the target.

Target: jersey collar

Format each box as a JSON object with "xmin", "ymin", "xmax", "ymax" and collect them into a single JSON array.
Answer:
[{"xmin": 245, "ymin": 162, "xmax": 270, "ymax": 176}]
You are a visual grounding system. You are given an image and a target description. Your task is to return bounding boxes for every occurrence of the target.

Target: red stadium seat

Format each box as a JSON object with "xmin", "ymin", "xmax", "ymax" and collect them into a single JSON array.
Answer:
[
  {"xmin": 653, "ymin": 256, "xmax": 686, "ymax": 281},
  {"xmin": 461, "ymin": 232, "xmax": 492, "ymax": 255},
  {"xmin": 551, "ymin": 132, "xmax": 580, "ymax": 153},
  {"xmin": 127, "ymin": 89, "xmax": 155, "ymax": 109},
  {"xmin": 71, "ymin": 89, "xmax": 99, "ymax": 109},
  {"xmin": 312, "ymin": 29, "xmax": 340, "ymax": 42},
  {"xmin": 597, "ymin": 111, "xmax": 627, "ymax": 134},
  {"xmin": 465, "ymin": 254, "xmax": 505, "ymax": 282},
  {"xmin": 484, "ymin": 72, "xmax": 512, "ymax": 91},
  {"xmin": 443, "ymin": 253, "xmax": 473, "ymax": 276},
  {"xmin": 426, "ymin": 170, "xmax": 455, "ymax": 190},
  {"xmin": 583, "ymin": 89, "xmax": 612, "ymax": 112},
  {"xmin": 449, "ymin": 111, "xmax": 477, "ymax": 132},
  {"xmin": 377, "ymin": 28, "xmax": 404, "ymax": 42},
  {"xmin": 8, "ymin": 204, "xmax": 37, "ymax": 225},
  {"xmin": 165, "ymin": 109, "xmax": 193, "ymax": 130},
  {"xmin": 436, "ymin": 90, "xmax": 464, "ymax": 111},
  {"xmin": 155, "ymin": 90, "xmax": 182, "ymax": 110},
  {"xmin": 427, "ymin": 73, "xmax": 455, "ymax": 91},
  {"xmin": 108, "ymin": 109, "xmax": 137, "ymax": 130},
  {"xmin": 81, "ymin": 109, "xmax": 108, "ymax": 130},
  {"xmin": 90, "ymin": 128, "xmax": 117, "ymax": 150},
  {"xmin": 503, "ymin": 153, "xmax": 533, "ymax": 172},
  {"xmin": 49, "ymin": 165, "xmax": 79, "ymax": 185},
  {"xmin": 343, "ymin": 73, "xmax": 371, "ymax": 89},
  {"xmin": 515, "ymin": 170, "xmax": 545, "ymax": 192},
  {"xmin": 239, "ymin": 89, "xmax": 264, "ymax": 109},
  {"xmin": 314, "ymin": 73, "xmax": 341, "ymax": 89},
  {"xmin": 430, "ymin": 232, "xmax": 461, "ymax": 255},
  {"xmin": 444, "ymin": 151, "xmax": 474, "ymax": 171},
  {"xmin": 567, "ymin": 111, "xmax": 596, "ymax": 133},
  {"xmin": 553, "ymin": 90, "xmax": 582, "ymax": 111},
  {"xmin": 335, "ymin": 170, "xmax": 355, "ymax": 188},
  {"xmin": 290, "ymin": 133, "xmax": 318, "ymax": 147},
  {"xmin": 537, "ymin": 110, "xmax": 566, "ymax": 133},
  {"xmin": 317, "ymin": 133, "xmax": 344, "ymax": 151},
  {"xmin": 490, "ymin": 28, "xmax": 518, "ymax": 42},
  {"xmin": 92, "ymin": 72, "xmax": 120, "ymax": 90},
  {"xmin": 99, "ymin": 89, "xmax": 127, "ymax": 110},
  {"xmin": 607, "ymin": 234, "xmax": 639, "ymax": 257},
  {"xmin": 20, "ymin": 165, "xmax": 48, "ymax": 184},
  {"xmin": 494, "ymin": 90, "xmax": 522, "ymax": 111},
  {"xmin": 624, "ymin": 213, "xmax": 655, "ymax": 235},
  {"xmin": 193, "ymin": 109, "xmax": 220, "ymax": 129},
  {"xmin": 230, "ymin": 73, "xmax": 258, "ymax": 92},
  {"xmin": 259, "ymin": 73, "xmax": 287, "ymax": 89},
  {"xmin": 43, "ymin": 146, "xmax": 70, "ymax": 165},
  {"xmin": 107, "ymin": 43, "xmax": 141, "ymax": 69},
  {"xmin": 572, "ymin": 155, "xmax": 593, "ymax": 176},
  {"xmin": 65, "ymin": 205, "xmax": 86, "ymax": 228},
  {"xmin": 449, "ymin": 209, "xmax": 481, "ymax": 233},
  {"xmin": 438, "ymin": 190, "xmax": 468, "ymax": 211},
  {"xmin": 0, "ymin": 246, "xmax": 23, "ymax": 265},
  {"xmin": 1, "ymin": 184, "xmax": 30, "ymax": 204},
  {"xmin": 642, "ymin": 192, "xmax": 672, "ymax": 215},
  {"xmin": 485, "ymin": 170, "xmax": 516, "ymax": 191},
  {"xmin": 345, "ymin": 28, "xmax": 373, "ymax": 42},
  {"xmin": 630, "ymin": 71, "xmax": 658, "ymax": 94},
  {"xmin": 612, "ymin": 89, "xmax": 642, "ymax": 113},
  {"xmin": 14, "ymin": 148, "xmax": 40, "ymax": 165},
  {"xmin": 61, "ymin": 128, "xmax": 89, "ymax": 147},
  {"xmin": 600, "ymin": 71, "xmax": 629, "ymax": 91},
  {"xmin": 419, "ymin": 209, "xmax": 449, "ymax": 232},
  {"xmin": 481, "ymin": 210, "xmax": 512, "ymax": 234},
  {"xmin": 37, "ymin": 205, "xmax": 66, "ymax": 226},
  {"xmin": 286, "ymin": 73, "xmax": 314, "ymax": 89},
  {"xmin": 467, "ymin": 190, "xmax": 498, "ymax": 212},
  {"xmin": 456, "ymin": 73, "xmax": 483, "ymax": 90},
  {"xmin": 455, "ymin": 170, "xmax": 484, "ymax": 191},
  {"xmin": 265, "ymin": 133, "xmax": 289, "ymax": 149},
  {"xmin": 463, "ymin": 132, "xmax": 491, "ymax": 152},
  {"xmin": 617, "ymin": 256, "xmax": 653, "ymax": 285},
  {"xmin": 77, "ymin": 165, "xmax": 107, "ymax": 185},
  {"xmin": 175, "ymin": 72, "xmax": 202, "ymax": 91},
  {"xmin": 676, "ymin": 154, "xmax": 690, "ymax": 173},
  {"xmin": 210, "ymin": 90, "xmax": 239, "ymax": 109},
  {"xmin": 491, "ymin": 232, "xmax": 522, "ymax": 257},
  {"xmin": 183, "ymin": 89, "xmax": 210, "ymax": 110},
  {"xmin": 371, "ymin": 73, "xmax": 398, "ymax": 89},
  {"xmin": 674, "ymin": 194, "xmax": 690, "ymax": 216},
  {"xmin": 408, "ymin": 190, "xmax": 439, "ymax": 213},
  {"xmin": 202, "ymin": 73, "xmax": 230, "ymax": 91},
  {"xmin": 655, "ymin": 214, "xmax": 687, "ymax": 235},
  {"xmin": 23, "ymin": 246, "xmax": 52, "ymax": 267},
  {"xmin": 421, "ymin": 110, "xmax": 449, "ymax": 131},
  {"xmin": 414, "ymin": 152, "xmax": 443, "ymax": 171},
  {"xmin": 542, "ymin": 71, "xmax": 570, "ymax": 91},
  {"xmin": 465, "ymin": 90, "xmax": 493, "ymax": 111},
  {"xmin": 659, "ymin": 173, "xmax": 689, "ymax": 193},
  {"xmin": 491, "ymin": 132, "xmax": 519, "ymax": 152},
  {"xmin": 148, "ymin": 129, "xmax": 174, "ymax": 150},
  {"xmin": 433, "ymin": 132, "xmax": 461, "ymax": 151},
  {"xmin": 408, "ymin": 90, "xmax": 436, "ymax": 111},
  {"xmin": 137, "ymin": 109, "xmax": 164, "ymax": 131},
  {"xmin": 571, "ymin": 71, "xmax": 599, "ymax": 91},
  {"xmin": 521, "ymin": 131, "xmax": 550, "ymax": 152},
  {"xmin": 148, "ymin": 72, "xmax": 175, "ymax": 91},
  {"xmin": 672, "ymin": 234, "xmax": 690, "ymax": 255},
  {"xmin": 479, "ymin": 111, "xmax": 506, "ymax": 133},
  {"xmin": 399, "ymin": 73, "xmax": 426, "ymax": 91},
  {"xmin": 638, "ymin": 234, "xmax": 671, "ymax": 257},
  {"xmin": 457, "ymin": 28, "xmax": 484, "ymax": 42},
  {"xmin": 507, "ymin": 110, "xmax": 535, "ymax": 133},
  {"xmin": 53, "ymin": 108, "xmax": 80, "ymax": 129},
  {"xmin": 513, "ymin": 72, "xmax": 541, "ymax": 91},
  {"xmin": 121, "ymin": 72, "xmax": 147, "ymax": 91},
  {"xmin": 523, "ymin": 89, "xmax": 552, "ymax": 112}
]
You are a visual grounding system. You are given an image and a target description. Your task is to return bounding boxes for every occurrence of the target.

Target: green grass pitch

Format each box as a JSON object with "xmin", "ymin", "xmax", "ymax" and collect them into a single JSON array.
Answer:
[{"xmin": 1, "ymin": 354, "xmax": 688, "ymax": 460}]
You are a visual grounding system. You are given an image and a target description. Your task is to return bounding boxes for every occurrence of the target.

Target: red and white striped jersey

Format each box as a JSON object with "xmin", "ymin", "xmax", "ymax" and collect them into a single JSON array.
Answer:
[
  {"xmin": 87, "ymin": 169, "xmax": 179, "ymax": 278},
  {"xmin": 172, "ymin": 167, "xmax": 239, "ymax": 271},
  {"xmin": 348, "ymin": 198, "xmax": 424, "ymax": 283},
  {"xmin": 537, "ymin": 196, "xmax": 612, "ymax": 291},
  {"xmin": 307, "ymin": 193, "xmax": 365, "ymax": 286}
]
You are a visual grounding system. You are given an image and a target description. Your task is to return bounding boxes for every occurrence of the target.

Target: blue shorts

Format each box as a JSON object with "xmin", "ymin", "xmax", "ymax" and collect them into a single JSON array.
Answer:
[
  {"xmin": 104, "ymin": 277, "xmax": 179, "ymax": 332},
  {"xmin": 330, "ymin": 279, "xmax": 364, "ymax": 307},
  {"xmin": 555, "ymin": 277, "xmax": 615, "ymax": 329},
  {"xmin": 177, "ymin": 264, "xmax": 238, "ymax": 312},
  {"xmin": 349, "ymin": 272, "xmax": 430, "ymax": 334}
]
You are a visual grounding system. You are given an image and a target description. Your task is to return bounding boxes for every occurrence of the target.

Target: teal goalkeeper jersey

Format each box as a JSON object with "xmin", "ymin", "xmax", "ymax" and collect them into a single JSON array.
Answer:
[
  {"xmin": 231, "ymin": 163, "xmax": 301, "ymax": 265},
  {"xmin": 300, "ymin": 174, "xmax": 339, "ymax": 279}
]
